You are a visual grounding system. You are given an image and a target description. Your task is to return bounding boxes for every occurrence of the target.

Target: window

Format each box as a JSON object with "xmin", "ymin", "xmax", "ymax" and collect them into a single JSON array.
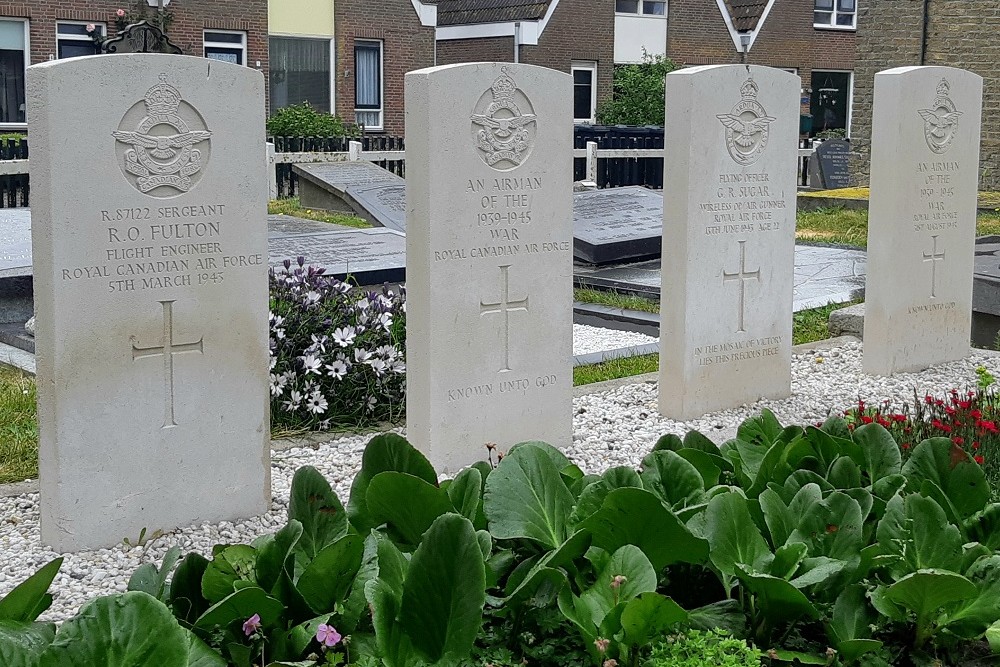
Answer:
[
  {"xmin": 616, "ymin": 0, "xmax": 666, "ymax": 14},
  {"xmin": 57, "ymin": 22, "xmax": 102, "ymax": 59},
  {"xmin": 204, "ymin": 30, "xmax": 246, "ymax": 65},
  {"xmin": 810, "ymin": 70, "xmax": 853, "ymax": 137},
  {"xmin": 0, "ymin": 20, "xmax": 27, "ymax": 126},
  {"xmin": 354, "ymin": 40, "xmax": 383, "ymax": 130},
  {"xmin": 269, "ymin": 36, "xmax": 332, "ymax": 114},
  {"xmin": 814, "ymin": 0, "xmax": 856, "ymax": 28},
  {"xmin": 572, "ymin": 62, "xmax": 597, "ymax": 124}
]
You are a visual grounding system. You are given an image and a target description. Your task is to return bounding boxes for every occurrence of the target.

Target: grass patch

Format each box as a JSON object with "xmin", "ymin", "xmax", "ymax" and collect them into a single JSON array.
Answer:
[
  {"xmin": 573, "ymin": 354, "xmax": 658, "ymax": 386},
  {"xmin": 793, "ymin": 300, "xmax": 860, "ymax": 345},
  {"xmin": 0, "ymin": 366, "xmax": 37, "ymax": 484},
  {"xmin": 574, "ymin": 288, "xmax": 659, "ymax": 314},
  {"xmin": 795, "ymin": 208, "xmax": 1000, "ymax": 248},
  {"xmin": 802, "ymin": 187, "xmax": 1000, "ymax": 210},
  {"xmin": 268, "ymin": 197, "xmax": 371, "ymax": 229}
]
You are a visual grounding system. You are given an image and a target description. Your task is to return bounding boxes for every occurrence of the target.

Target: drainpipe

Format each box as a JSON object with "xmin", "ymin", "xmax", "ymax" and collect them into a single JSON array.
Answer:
[
  {"xmin": 919, "ymin": 0, "xmax": 930, "ymax": 64},
  {"xmin": 515, "ymin": 22, "xmax": 521, "ymax": 62}
]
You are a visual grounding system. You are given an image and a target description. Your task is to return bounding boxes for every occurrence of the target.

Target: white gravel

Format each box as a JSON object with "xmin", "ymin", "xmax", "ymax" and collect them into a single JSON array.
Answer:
[
  {"xmin": 572, "ymin": 324, "xmax": 657, "ymax": 355},
  {"xmin": 2, "ymin": 341, "xmax": 998, "ymax": 622}
]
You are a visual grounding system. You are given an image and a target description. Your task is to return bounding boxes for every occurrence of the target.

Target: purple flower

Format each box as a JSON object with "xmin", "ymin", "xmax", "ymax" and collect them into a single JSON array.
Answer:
[
  {"xmin": 316, "ymin": 623, "xmax": 342, "ymax": 648},
  {"xmin": 242, "ymin": 613, "xmax": 261, "ymax": 637}
]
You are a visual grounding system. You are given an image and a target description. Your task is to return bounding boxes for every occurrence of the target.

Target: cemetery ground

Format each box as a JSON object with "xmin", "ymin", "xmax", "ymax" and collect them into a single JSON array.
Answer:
[{"xmin": 267, "ymin": 197, "xmax": 370, "ymax": 229}]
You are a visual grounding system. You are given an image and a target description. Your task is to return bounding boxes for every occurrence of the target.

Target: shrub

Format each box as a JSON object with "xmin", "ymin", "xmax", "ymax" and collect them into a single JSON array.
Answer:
[
  {"xmin": 267, "ymin": 102, "xmax": 358, "ymax": 137},
  {"xmin": 596, "ymin": 51, "xmax": 678, "ymax": 126},
  {"xmin": 269, "ymin": 259, "xmax": 405, "ymax": 432},
  {"xmin": 646, "ymin": 629, "xmax": 762, "ymax": 667}
]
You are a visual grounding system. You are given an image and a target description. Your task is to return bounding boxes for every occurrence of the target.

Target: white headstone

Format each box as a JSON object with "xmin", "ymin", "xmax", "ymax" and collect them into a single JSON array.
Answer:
[
  {"xmin": 405, "ymin": 63, "xmax": 573, "ymax": 472},
  {"xmin": 658, "ymin": 65, "xmax": 798, "ymax": 420},
  {"xmin": 29, "ymin": 55, "xmax": 270, "ymax": 551},
  {"xmin": 863, "ymin": 66, "xmax": 983, "ymax": 375}
]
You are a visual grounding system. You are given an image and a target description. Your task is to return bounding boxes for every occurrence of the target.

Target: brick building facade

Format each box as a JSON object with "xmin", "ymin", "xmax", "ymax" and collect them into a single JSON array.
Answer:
[
  {"xmin": 333, "ymin": 0, "xmax": 435, "ymax": 135},
  {"xmin": 0, "ymin": 0, "xmax": 268, "ymax": 127},
  {"xmin": 851, "ymin": 0, "xmax": 1000, "ymax": 189},
  {"xmin": 667, "ymin": 0, "xmax": 856, "ymax": 137}
]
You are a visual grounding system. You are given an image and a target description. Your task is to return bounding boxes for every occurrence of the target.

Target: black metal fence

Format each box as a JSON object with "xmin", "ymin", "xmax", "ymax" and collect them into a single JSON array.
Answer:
[
  {"xmin": 271, "ymin": 135, "xmax": 405, "ymax": 199},
  {"xmin": 573, "ymin": 125, "xmax": 664, "ymax": 189},
  {"xmin": 0, "ymin": 137, "xmax": 28, "ymax": 208}
]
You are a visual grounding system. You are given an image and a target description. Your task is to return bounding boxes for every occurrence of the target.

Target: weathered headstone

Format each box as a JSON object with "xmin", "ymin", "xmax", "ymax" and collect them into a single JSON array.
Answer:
[
  {"xmin": 659, "ymin": 65, "xmax": 798, "ymax": 419},
  {"xmin": 348, "ymin": 183, "xmax": 406, "ymax": 232},
  {"xmin": 863, "ymin": 67, "xmax": 983, "ymax": 375},
  {"xmin": 808, "ymin": 138, "xmax": 851, "ymax": 190},
  {"xmin": 29, "ymin": 54, "xmax": 270, "ymax": 551},
  {"xmin": 573, "ymin": 186, "xmax": 663, "ymax": 264},
  {"xmin": 406, "ymin": 63, "xmax": 572, "ymax": 471}
]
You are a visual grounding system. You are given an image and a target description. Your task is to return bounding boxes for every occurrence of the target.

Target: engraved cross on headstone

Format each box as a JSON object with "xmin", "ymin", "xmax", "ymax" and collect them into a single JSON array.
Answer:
[
  {"xmin": 922, "ymin": 235, "xmax": 946, "ymax": 299},
  {"xmin": 723, "ymin": 240, "xmax": 760, "ymax": 333},
  {"xmin": 131, "ymin": 300, "xmax": 204, "ymax": 428},
  {"xmin": 480, "ymin": 264, "xmax": 529, "ymax": 373}
]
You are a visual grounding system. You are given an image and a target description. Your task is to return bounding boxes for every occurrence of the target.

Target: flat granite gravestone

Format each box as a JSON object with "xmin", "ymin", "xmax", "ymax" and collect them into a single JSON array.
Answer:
[
  {"xmin": 659, "ymin": 65, "xmax": 799, "ymax": 420},
  {"xmin": 293, "ymin": 162, "xmax": 405, "ymax": 229},
  {"xmin": 863, "ymin": 67, "xmax": 983, "ymax": 375},
  {"xmin": 268, "ymin": 226, "xmax": 406, "ymax": 285},
  {"xmin": 0, "ymin": 208, "xmax": 32, "ymax": 279},
  {"xmin": 347, "ymin": 183, "xmax": 406, "ymax": 232},
  {"xmin": 808, "ymin": 139, "xmax": 851, "ymax": 190},
  {"xmin": 28, "ymin": 54, "xmax": 270, "ymax": 551},
  {"xmin": 573, "ymin": 186, "xmax": 663, "ymax": 264},
  {"xmin": 406, "ymin": 63, "xmax": 573, "ymax": 471}
]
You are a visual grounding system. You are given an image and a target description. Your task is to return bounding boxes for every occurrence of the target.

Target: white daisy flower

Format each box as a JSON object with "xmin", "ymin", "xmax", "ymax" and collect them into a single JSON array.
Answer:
[{"xmin": 332, "ymin": 326, "xmax": 356, "ymax": 348}]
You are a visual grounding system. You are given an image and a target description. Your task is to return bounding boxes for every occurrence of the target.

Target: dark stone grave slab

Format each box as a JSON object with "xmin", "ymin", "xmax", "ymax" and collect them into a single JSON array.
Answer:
[
  {"xmin": 348, "ymin": 183, "xmax": 406, "ymax": 232},
  {"xmin": 267, "ymin": 214, "xmax": 338, "ymax": 235},
  {"xmin": 972, "ymin": 235, "xmax": 1000, "ymax": 346},
  {"xmin": 293, "ymin": 162, "xmax": 405, "ymax": 226},
  {"xmin": 573, "ymin": 186, "xmax": 662, "ymax": 265},
  {"xmin": 808, "ymin": 139, "xmax": 851, "ymax": 190},
  {"xmin": 268, "ymin": 226, "xmax": 406, "ymax": 285},
  {"xmin": 574, "ymin": 244, "xmax": 867, "ymax": 312}
]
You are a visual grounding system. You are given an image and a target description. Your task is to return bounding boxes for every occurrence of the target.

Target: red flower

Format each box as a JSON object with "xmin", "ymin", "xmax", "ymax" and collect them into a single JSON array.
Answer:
[
  {"xmin": 893, "ymin": 414, "xmax": 907, "ymax": 422},
  {"xmin": 975, "ymin": 455, "xmax": 985, "ymax": 465},
  {"xmin": 971, "ymin": 410, "xmax": 983, "ymax": 419},
  {"xmin": 953, "ymin": 436, "xmax": 964, "ymax": 446},
  {"xmin": 925, "ymin": 395, "xmax": 934, "ymax": 404},
  {"xmin": 974, "ymin": 441, "xmax": 981, "ymax": 450},
  {"xmin": 902, "ymin": 443, "xmax": 911, "ymax": 450},
  {"xmin": 848, "ymin": 424, "xmax": 855, "ymax": 431},
  {"xmin": 861, "ymin": 415, "xmax": 873, "ymax": 424},
  {"xmin": 959, "ymin": 400, "xmax": 972, "ymax": 410}
]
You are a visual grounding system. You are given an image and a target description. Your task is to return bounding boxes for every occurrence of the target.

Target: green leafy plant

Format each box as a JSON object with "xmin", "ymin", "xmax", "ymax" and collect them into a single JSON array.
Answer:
[
  {"xmin": 597, "ymin": 51, "xmax": 678, "ymax": 126},
  {"xmin": 267, "ymin": 103, "xmax": 359, "ymax": 138},
  {"xmin": 646, "ymin": 629, "xmax": 762, "ymax": 667}
]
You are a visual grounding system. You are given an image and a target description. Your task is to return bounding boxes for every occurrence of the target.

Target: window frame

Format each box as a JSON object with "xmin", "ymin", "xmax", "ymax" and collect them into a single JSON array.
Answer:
[
  {"xmin": 0, "ymin": 18, "xmax": 29, "ymax": 131},
  {"xmin": 571, "ymin": 61, "xmax": 598, "ymax": 124},
  {"xmin": 268, "ymin": 33, "xmax": 335, "ymax": 115},
  {"xmin": 813, "ymin": 0, "xmax": 857, "ymax": 30},
  {"xmin": 353, "ymin": 39, "xmax": 384, "ymax": 131},
  {"xmin": 615, "ymin": 0, "xmax": 667, "ymax": 16},
  {"xmin": 56, "ymin": 21, "xmax": 104, "ymax": 60},
  {"xmin": 203, "ymin": 29, "xmax": 247, "ymax": 66},
  {"xmin": 810, "ymin": 69, "xmax": 854, "ymax": 138}
]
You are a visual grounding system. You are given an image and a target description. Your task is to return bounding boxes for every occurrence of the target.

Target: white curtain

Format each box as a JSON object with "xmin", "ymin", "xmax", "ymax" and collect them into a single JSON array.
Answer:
[{"xmin": 355, "ymin": 43, "xmax": 381, "ymax": 109}]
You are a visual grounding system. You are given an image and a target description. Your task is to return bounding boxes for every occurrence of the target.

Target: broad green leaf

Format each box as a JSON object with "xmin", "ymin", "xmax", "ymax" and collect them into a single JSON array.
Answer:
[
  {"xmin": 127, "ymin": 547, "xmax": 180, "ymax": 602},
  {"xmin": 367, "ymin": 471, "xmax": 454, "ymax": 546},
  {"xmin": 583, "ymin": 487, "xmax": 708, "ymax": 570},
  {"xmin": 677, "ymin": 449, "xmax": 725, "ymax": 488},
  {"xmin": 828, "ymin": 456, "xmax": 862, "ymax": 489},
  {"xmin": 510, "ymin": 441, "xmax": 573, "ymax": 471},
  {"xmin": 697, "ymin": 492, "xmax": 772, "ymax": 590},
  {"xmin": 965, "ymin": 503, "xmax": 1000, "ymax": 550},
  {"xmin": 620, "ymin": 592, "xmax": 687, "ymax": 647},
  {"xmin": 987, "ymin": 620, "xmax": 1000, "ymax": 654},
  {"xmin": 399, "ymin": 514, "xmax": 486, "ymax": 664},
  {"xmin": 683, "ymin": 429, "xmax": 722, "ymax": 453},
  {"xmin": 561, "ymin": 545, "xmax": 657, "ymax": 634},
  {"xmin": 886, "ymin": 569, "xmax": 976, "ymax": 622},
  {"xmin": 0, "ymin": 558, "xmax": 62, "ymax": 623},
  {"xmin": 737, "ymin": 408, "xmax": 785, "ymax": 447},
  {"xmin": 367, "ymin": 577, "xmax": 413, "ymax": 667},
  {"xmin": 194, "ymin": 587, "xmax": 284, "ymax": 632},
  {"xmin": 297, "ymin": 535, "xmax": 365, "ymax": 614},
  {"xmin": 759, "ymin": 488, "xmax": 795, "ymax": 549},
  {"xmin": 0, "ymin": 619, "xmax": 55, "ymax": 667},
  {"xmin": 876, "ymin": 493, "xmax": 963, "ymax": 578},
  {"xmin": 765, "ymin": 649, "xmax": 827, "ymax": 665},
  {"xmin": 902, "ymin": 438, "xmax": 989, "ymax": 518},
  {"xmin": 39, "ymin": 592, "xmax": 221, "ymax": 667},
  {"xmin": 348, "ymin": 433, "xmax": 438, "ymax": 535},
  {"xmin": 289, "ymin": 466, "xmax": 347, "ymax": 559},
  {"xmin": 186, "ymin": 632, "xmax": 227, "ymax": 667},
  {"xmin": 569, "ymin": 468, "xmax": 642, "ymax": 526},
  {"xmin": 340, "ymin": 532, "xmax": 380, "ymax": 632},
  {"xmin": 652, "ymin": 433, "xmax": 683, "ymax": 452},
  {"xmin": 827, "ymin": 585, "xmax": 881, "ymax": 661},
  {"xmin": 789, "ymin": 491, "xmax": 864, "ymax": 561},
  {"xmin": 686, "ymin": 600, "xmax": 745, "ymax": 635},
  {"xmin": 201, "ymin": 545, "xmax": 256, "ymax": 604},
  {"xmin": 504, "ymin": 529, "xmax": 590, "ymax": 604},
  {"xmin": 446, "ymin": 467, "xmax": 483, "ymax": 525},
  {"xmin": 789, "ymin": 556, "xmax": 852, "ymax": 590},
  {"xmin": 255, "ymin": 520, "xmax": 303, "ymax": 593},
  {"xmin": 820, "ymin": 415, "xmax": 853, "ymax": 439},
  {"xmin": 737, "ymin": 567, "xmax": 819, "ymax": 627},
  {"xmin": 942, "ymin": 555, "xmax": 1000, "ymax": 637},
  {"xmin": 869, "ymin": 585, "xmax": 906, "ymax": 622},
  {"xmin": 484, "ymin": 444, "xmax": 574, "ymax": 549},
  {"xmin": 852, "ymin": 424, "xmax": 902, "ymax": 483},
  {"xmin": 769, "ymin": 542, "xmax": 808, "ymax": 580},
  {"xmin": 640, "ymin": 450, "xmax": 707, "ymax": 509},
  {"xmin": 168, "ymin": 553, "xmax": 210, "ymax": 626}
]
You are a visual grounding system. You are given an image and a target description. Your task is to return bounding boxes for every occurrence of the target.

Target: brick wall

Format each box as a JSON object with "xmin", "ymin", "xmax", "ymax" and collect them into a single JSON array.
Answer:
[
  {"xmin": 436, "ymin": 0, "xmax": 615, "ymax": 112},
  {"xmin": 335, "ymin": 0, "xmax": 435, "ymax": 135},
  {"xmin": 0, "ymin": 0, "xmax": 268, "ymax": 113},
  {"xmin": 667, "ymin": 0, "xmax": 855, "ymax": 113},
  {"xmin": 852, "ymin": 0, "xmax": 1000, "ymax": 189}
]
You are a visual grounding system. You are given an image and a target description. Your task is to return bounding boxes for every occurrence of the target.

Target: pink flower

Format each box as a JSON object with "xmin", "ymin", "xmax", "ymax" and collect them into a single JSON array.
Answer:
[
  {"xmin": 316, "ymin": 623, "xmax": 342, "ymax": 648},
  {"xmin": 594, "ymin": 638, "xmax": 610, "ymax": 654},
  {"xmin": 85, "ymin": 23, "xmax": 96, "ymax": 32},
  {"xmin": 116, "ymin": 8, "xmax": 126, "ymax": 17},
  {"xmin": 242, "ymin": 613, "xmax": 261, "ymax": 637}
]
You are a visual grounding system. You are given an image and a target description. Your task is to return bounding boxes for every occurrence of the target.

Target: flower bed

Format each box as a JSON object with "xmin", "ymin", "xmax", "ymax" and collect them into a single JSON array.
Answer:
[{"xmin": 4, "ymin": 411, "xmax": 1000, "ymax": 666}]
